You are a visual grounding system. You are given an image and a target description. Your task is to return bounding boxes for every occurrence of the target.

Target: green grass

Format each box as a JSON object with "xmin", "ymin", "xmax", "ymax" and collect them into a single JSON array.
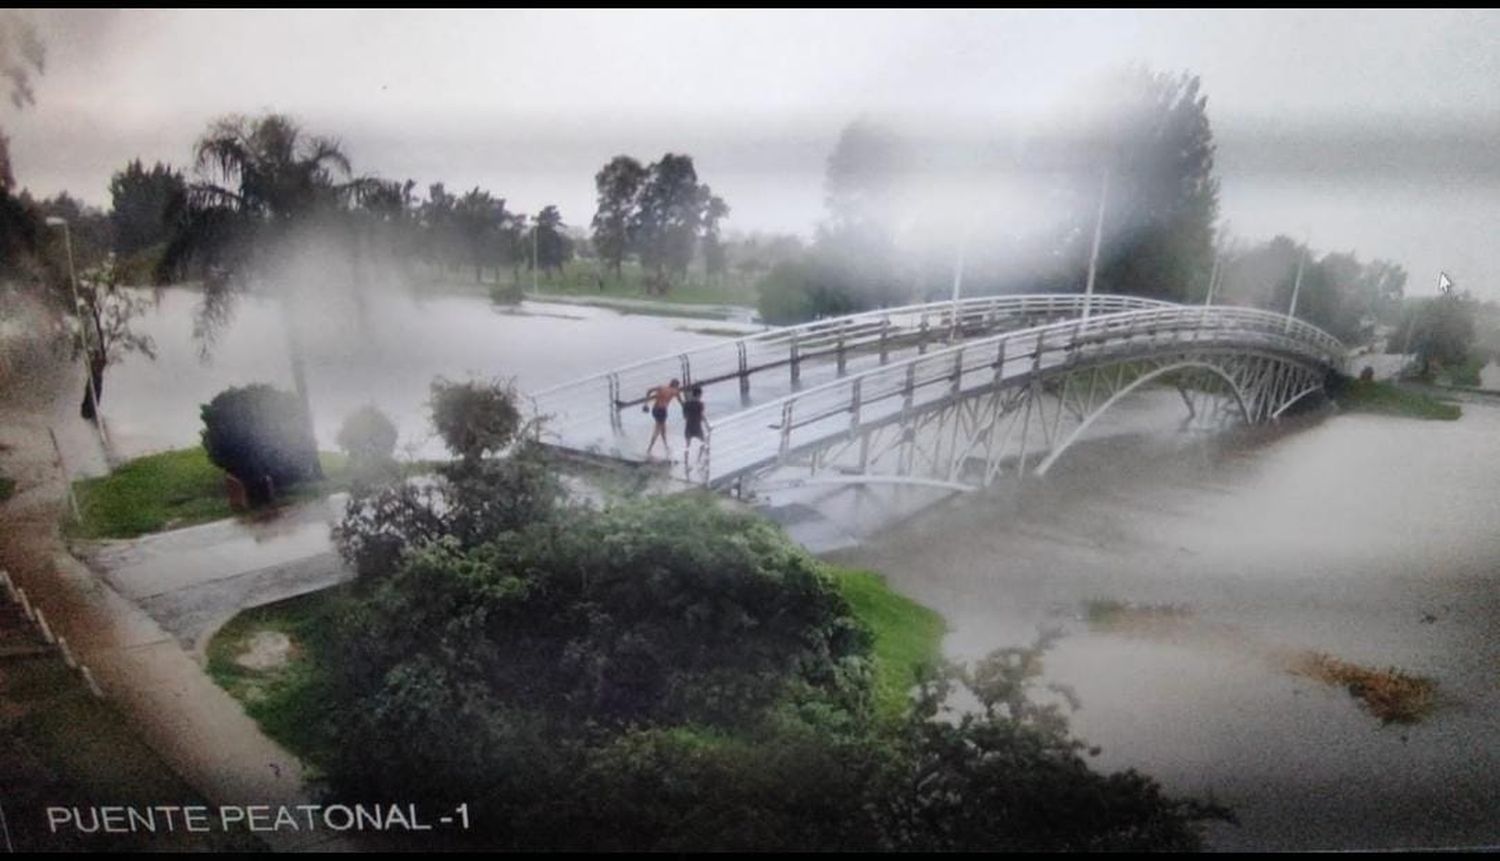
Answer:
[
  {"xmin": 1, "ymin": 652, "xmax": 263, "ymax": 851},
  {"xmin": 67, "ymin": 448, "xmax": 350, "ymax": 539},
  {"xmin": 1336, "ymin": 379, "xmax": 1461, "ymax": 421},
  {"xmin": 831, "ymin": 567, "xmax": 948, "ymax": 720},
  {"xmin": 416, "ymin": 259, "xmax": 761, "ymax": 308},
  {"xmin": 1437, "ymin": 354, "xmax": 1488, "ymax": 388},
  {"xmin": 205, "ymin": 587, "xmax": 348, "ymax": 769},
  {"xmin": 208, "ymin": 565, "xmax": 947, "ymax": 765}
]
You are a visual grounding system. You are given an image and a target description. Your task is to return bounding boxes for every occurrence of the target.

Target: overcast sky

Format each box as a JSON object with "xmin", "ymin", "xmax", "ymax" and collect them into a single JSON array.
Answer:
[{"xmin": 7, "ymin": 9, "xmax": 1499, "ymax": 298}]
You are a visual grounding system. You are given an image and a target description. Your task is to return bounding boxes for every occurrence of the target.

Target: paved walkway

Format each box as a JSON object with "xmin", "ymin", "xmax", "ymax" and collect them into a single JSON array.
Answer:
[
  {"xmin": 0, "ymin": 359, "xmax": 355, "ymax": 852},
  {"xmin": 80, "ymin": 494, "xmax": 353, "ymax": 659}
]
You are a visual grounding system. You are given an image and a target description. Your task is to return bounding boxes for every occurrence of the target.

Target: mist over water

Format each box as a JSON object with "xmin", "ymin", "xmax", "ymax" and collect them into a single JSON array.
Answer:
[{"xmin": 96, "ymin": 287, "xmax": 739, "ymax": 466}]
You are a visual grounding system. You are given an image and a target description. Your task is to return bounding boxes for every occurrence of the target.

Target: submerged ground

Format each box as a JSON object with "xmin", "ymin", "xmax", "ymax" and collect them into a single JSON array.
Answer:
[{"xmin": 832, "ymin": 406, "xmax": 1500, "ymax": 851}]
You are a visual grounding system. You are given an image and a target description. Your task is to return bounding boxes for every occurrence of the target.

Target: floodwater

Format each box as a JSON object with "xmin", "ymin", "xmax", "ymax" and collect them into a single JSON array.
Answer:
[
  {"xmin": 90, "ymin": 286, "xmax": 753, "ymax": 470},
  {"xmin": 68, "ymin": 287, "xmax": 1500, "ymax": 849},
  {"xmin": 832, "ymin": 402, "xmax": 1500, "ymax": 851}
]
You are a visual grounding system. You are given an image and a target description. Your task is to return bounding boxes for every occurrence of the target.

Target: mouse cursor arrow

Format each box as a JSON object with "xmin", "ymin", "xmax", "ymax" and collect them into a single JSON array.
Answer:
[{"xmin": 1438, "ymin": 272, "xmax": 1454, "ymax": 294}]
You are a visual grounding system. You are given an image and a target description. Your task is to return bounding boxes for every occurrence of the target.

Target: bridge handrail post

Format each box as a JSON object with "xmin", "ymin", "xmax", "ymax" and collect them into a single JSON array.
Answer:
[
  {"xmin": 679, "ymin": 354, "xmax": 691, "ymax": 385},
  {"xmin": 608, "ymin": 373, "xmax": 623, "ymax": 432},
  {"xmin": 879, "ymin": 318, "xmax": 890, "ymax": 364},
  {"xmin": 918, "ymin": 314, "xmax": 929, "ymax": 355},
  {"xmin": 837, "ymin": 319, "xmax": 848, "ymax": 375},
  {"xmin": 779, "ymin": 402, "xmax": 794, "ymax": 457},
  {"xmin": 849, "ymin": 377, "xmax": 862, "ymax": 437},
  {"xmin": 737, "ymin": 342, "xmax": 750, "ymax": 398},
  {"xmin": 790, "ymin": 331, "xmax": 801, "ymax": 386},
  {"xmin": 994, "ymin": 338, "xmax": 1006, "ymax": 386}
]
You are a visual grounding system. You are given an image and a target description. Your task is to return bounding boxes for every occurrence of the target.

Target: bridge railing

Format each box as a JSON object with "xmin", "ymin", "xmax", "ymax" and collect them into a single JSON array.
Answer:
[
  {"xmin": 701, "ymin": 305, "xmax": 1345, "ymax": 487},
  {"xmin": 529, "ymin": 293, "xmax": 1173, "ymax": 444}
]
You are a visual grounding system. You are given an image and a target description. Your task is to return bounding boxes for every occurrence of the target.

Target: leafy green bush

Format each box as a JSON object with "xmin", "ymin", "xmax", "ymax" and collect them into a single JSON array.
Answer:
[
  {"xmin": 428, "ymin": 376, "xmax": 523, "ymax": 465},
  {"xmin": 199, "ymin": 384, "xmax": 320, "ymax": 505},
  {"xmin": 315, "ymin": 492, "xmax": 1227, "ymax": 850},
  {"xmin": 756, "ymin": 257, "xmax": 866, "ymax": 325},
  {"xmin": 335, "ymin": 403, "xmax": 399, "ymax": 486}
]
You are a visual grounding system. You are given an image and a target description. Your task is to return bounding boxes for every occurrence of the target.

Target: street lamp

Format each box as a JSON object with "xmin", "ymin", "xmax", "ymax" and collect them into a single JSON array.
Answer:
[
  {"xmin": 1081, "ymin": 166, "xmax": 1110, "ymax": 323},
  {"xmin": 44, "ymin": 216, "xmax": 110, "ymax": 457}
]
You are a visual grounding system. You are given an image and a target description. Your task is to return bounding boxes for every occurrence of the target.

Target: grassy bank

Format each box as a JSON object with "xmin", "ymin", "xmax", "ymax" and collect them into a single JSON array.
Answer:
[
  {"xmin": 831, "ymin": 567, "xmax": 948, "ymax": 719},
  {"xmin": 415, "ymin": 258, "xmax": 760, "ymax": 308},
  {"xmin": 1334, "ymin": 379, "xmax": 1461, "ymax": 420},
  {"xmin": 68, "ymin": 448, "xmax": 350, "ymax": 540},
  {"xmin": 205, "ymin": 586, "xmax": 348, "ymax": 769},
  {"xmin": 2, "ymin": 647, "xmax": 262, "ymax": 851},
  {"xmin": 207, "ymin": 563, "xmax": 947, "ymax": 764}
]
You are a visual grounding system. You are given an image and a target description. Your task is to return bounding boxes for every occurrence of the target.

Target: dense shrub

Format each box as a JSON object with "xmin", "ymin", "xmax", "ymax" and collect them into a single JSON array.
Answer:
[
  {"xmin": 335, "ymin": 404, "xmax": 398, "ymax": 485},
  {"xmin": 429, "ymin": 376, "xmax": 523, "ymax": 465},
  {"xmin": 199, "ymin": 384, "xmax": 319, "ymax": 505},
  {"xmin": 756, "ymin": 257, "xmax": 867, "ymax": 325},
  {"xmin": 318, "ymin": 493, "xmax": 1229, "ymax": 850}
]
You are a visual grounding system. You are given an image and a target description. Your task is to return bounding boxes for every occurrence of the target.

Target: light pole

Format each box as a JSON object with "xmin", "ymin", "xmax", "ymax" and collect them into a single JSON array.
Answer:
[
  {"xmin": 1081, "ymin": 166, "xmax": 1110, "ymax": 322},
  {"xmin": 1284, "ymin": 235, "xmax": 1308, "ymax": 334},
  {"xmin": 947, "ymin": 224, "xmax": 969, "ymax": 341},
  {"xmin": 44, "ymin": 216, "xmax": 110, "ymax": 458}
]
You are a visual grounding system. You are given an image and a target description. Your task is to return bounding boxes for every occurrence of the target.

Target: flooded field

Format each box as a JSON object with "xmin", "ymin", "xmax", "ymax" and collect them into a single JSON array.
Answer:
[
  {"xmin": 86, "ymin": 287, "xmax": 752, "ymax": 470},
  {"xmin": 833, "ymin": 404, "xmax": 1500, "ymax": 850}
]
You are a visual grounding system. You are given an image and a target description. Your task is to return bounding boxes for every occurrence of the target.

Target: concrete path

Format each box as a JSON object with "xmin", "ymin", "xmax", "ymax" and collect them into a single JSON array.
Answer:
[
  {"xmin": 79, "ymin": 494, "xmax": 353, "ymax": 658},
  {"xmin": 0, "ymin": 360, "xmax": 356, "ymax": 852}
]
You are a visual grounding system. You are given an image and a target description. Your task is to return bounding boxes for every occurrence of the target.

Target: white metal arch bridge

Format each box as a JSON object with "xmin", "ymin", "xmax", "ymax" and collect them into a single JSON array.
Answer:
[{"xmin": 529, "ymin": 294, "xmax": 1346, "ymax": 497}]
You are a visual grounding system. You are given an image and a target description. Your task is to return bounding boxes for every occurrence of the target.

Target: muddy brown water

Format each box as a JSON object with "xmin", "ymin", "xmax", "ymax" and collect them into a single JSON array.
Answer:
[
  {"xmin": 834, "ymin": 404, "xmax": 1500, "ymax": 851},
  {"xmin": 34, "ymin": 288, "xmax": 1500, "ymax": 850}
]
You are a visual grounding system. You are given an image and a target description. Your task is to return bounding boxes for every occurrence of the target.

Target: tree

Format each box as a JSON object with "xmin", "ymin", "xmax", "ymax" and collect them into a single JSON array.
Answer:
[
  {"xmin": 632, "ymin": 154, "xmax": 720, "ymax": 291},
  {"xmin": 532, "ymin": 205, "xmax": 573, "ymax": 276},
  {"xmin": 702, "ymin": 194, "xmax": 729, "ymax": 281},
  {"xmin": 453, "ymin": 187, "xmax": 509, "ymax": 283},
  {"xmin": 71, "ymin": 255, "xmax": 157, "ymax": 420},
  {"xmin": 591, "ymin": 155, "xmax": 647, "ymax": 279},
  {"xmin": 109, "ymin": 159, "xmax": 188, "ymax": 260},
  {"xmin": 1398, "ymin": 293, "xmax": 1476, "ymax": 376},
  {"xmin": 0, "ymin": 9, "xmax": 44, "ymax": 195},
  {"xmin": 1053, "ymin": 67, "xmax": 1220, "ymax": 302},
  {"xmin": 162, "ymin": 113, "xmax": 379, "ymax": 474}
]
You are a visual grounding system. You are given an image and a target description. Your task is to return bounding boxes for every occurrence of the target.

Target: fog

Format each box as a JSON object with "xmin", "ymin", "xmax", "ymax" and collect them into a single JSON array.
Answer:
[{"xmin": 6, "ymin": 10, "xmax": 1500, "ymax": 297}]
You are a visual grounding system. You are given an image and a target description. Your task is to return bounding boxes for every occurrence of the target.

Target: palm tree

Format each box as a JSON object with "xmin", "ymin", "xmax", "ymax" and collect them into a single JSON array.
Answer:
[{"xmin": 163, "ymin": 113, "xmax": 379, "ymax": 479}]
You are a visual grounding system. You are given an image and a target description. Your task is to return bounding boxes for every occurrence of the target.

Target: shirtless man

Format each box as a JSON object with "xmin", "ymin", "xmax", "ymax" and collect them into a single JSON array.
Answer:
[{"xmin": 643, "ymin": 378, "xmax": 681, "ymax": 460}]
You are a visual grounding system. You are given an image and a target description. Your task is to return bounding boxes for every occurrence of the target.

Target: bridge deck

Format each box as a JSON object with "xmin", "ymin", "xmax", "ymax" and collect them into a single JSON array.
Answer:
[
  {"xmin": 530, "ymin": 294, "xmax": 1172, "ymax": 461},
  {"xmin": 528, "ymin": 296, "xmax": 1347, "ymax": 493}
]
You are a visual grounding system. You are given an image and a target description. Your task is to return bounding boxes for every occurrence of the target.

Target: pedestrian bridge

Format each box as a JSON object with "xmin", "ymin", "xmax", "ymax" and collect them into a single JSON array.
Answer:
[{"xmin": 528, "ymin": 294, "xmax": 1346, "ymax": 497}]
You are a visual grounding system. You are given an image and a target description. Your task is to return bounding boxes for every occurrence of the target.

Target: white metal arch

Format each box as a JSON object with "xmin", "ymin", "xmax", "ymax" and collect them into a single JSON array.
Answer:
[{"xmin": 1032, "ymin": 360, "xmax": 1253, "ymax": 477}]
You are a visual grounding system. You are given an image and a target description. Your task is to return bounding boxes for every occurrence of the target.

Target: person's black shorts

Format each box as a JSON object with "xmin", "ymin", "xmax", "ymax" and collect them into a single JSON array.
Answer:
[
  {"xmin": 651, "ymin": 405, "xmax": 668, "ymax": 423},
  {"xmin": 685, "ymin": 427, "xmax": 705, "ymax": 442}
]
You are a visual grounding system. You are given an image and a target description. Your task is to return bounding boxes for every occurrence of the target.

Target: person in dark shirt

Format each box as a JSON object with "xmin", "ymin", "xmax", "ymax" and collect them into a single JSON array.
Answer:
[{"xmin": 681, "ymin": 384, "xmax": 710, "ymax": 480}]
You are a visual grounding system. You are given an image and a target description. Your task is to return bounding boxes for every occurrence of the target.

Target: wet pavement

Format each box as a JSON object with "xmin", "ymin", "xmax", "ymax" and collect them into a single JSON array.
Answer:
[{"xmin": 79, "ymin": 494, "xmax": 353, "ymax": 658}]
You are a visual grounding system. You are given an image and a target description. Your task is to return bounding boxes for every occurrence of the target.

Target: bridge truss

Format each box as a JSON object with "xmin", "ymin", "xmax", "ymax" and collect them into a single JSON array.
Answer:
[{"xmin": 698, "ymin": 304, "xmax": 1344, "ymax": 497}]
